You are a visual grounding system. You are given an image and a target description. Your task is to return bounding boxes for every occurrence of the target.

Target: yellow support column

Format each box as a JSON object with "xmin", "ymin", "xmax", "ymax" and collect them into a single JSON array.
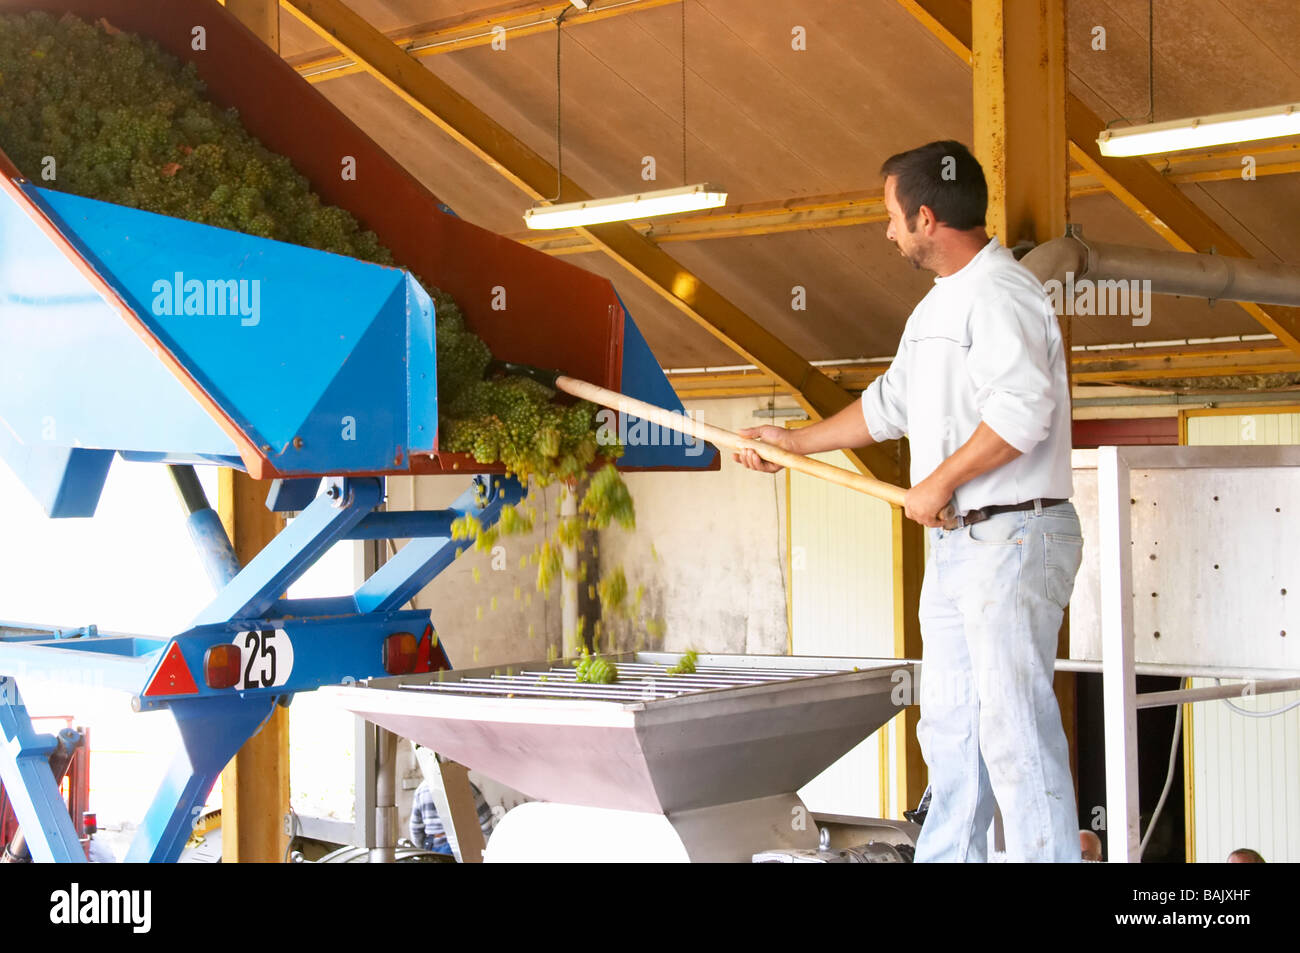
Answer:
[
  {"xmin": 892, "ymin": 505, "xmax": 926, "ymax": 816},
  {"xmin": 217, "ymin": 471, "xmax": 289, "ymax": 863},
  {"xmin": 217, "ymin": 0, "xmax": 286, "ymax": 865},
  {"xmin": 972, "ymin": 0, "xmax": 1067, "ymax": 247}
]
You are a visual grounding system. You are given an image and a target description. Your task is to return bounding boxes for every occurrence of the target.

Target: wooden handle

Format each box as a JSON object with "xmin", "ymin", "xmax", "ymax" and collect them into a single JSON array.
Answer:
[{"xmin": 557, "ymin": 375, "xmax": 954, "ymax": 522}]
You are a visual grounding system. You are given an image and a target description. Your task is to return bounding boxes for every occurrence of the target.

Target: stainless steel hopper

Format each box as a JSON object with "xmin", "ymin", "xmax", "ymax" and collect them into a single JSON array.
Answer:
[{"xmin": 320, "ymin": 653, "xmax": 913, "ymax": 862}]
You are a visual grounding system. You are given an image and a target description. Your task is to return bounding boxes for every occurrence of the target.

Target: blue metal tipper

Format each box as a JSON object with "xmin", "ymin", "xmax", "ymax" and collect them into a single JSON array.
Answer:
[{"xmin": 0, "ymin": 0, "xmax": 715, "ymax": 862}]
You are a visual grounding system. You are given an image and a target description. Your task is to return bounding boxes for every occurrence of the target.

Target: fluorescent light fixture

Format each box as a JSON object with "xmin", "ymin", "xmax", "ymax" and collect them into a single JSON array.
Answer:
[
  {"xmin": 569, "ymin": 0, "xmax": 591, "ymax": 8},
  {"xmin": 524, "ymin": 183, "xmax": 728, "ymax": 230},
  {"xmin": 1097, "ymin": 102, "xmax": 1300, "ymax": 157}
]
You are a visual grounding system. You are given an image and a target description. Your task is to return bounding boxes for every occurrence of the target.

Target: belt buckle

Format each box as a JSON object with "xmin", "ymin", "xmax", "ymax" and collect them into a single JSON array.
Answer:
[{"xmin": 942, "ymin": 507, "xmax": 986, "ymax": 531}]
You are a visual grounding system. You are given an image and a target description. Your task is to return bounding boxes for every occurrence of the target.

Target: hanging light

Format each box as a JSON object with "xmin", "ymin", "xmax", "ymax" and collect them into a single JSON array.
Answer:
[
  {"xmin": 525, "ymin": 1, "xmax": 726, "ymax": 230},
  {"xmin": 524, "ymin": 183, "xmax": 727, "ymax": 229},
  {"xmin": 1098, "ymin": 102, "xmax": 1300, "ymax": 157}
]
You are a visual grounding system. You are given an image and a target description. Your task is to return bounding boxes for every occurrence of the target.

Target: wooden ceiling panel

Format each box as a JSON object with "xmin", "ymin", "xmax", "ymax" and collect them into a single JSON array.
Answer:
[{"xmin": 1066, "ymin": 0, "xmax": 1300, "ymax": 123}]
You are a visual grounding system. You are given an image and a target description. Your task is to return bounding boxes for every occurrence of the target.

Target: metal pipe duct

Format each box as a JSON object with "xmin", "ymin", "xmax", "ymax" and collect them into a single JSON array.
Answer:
[{"xmin": 1021, "ymin": 227, "xmax": 1300, "ymax": 307}]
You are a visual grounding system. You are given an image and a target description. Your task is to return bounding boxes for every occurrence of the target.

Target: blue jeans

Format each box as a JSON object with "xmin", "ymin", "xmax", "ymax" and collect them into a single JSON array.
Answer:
[{"xmin": 913, "ymin": 501, "xmax": 1084, "ymax": 863}]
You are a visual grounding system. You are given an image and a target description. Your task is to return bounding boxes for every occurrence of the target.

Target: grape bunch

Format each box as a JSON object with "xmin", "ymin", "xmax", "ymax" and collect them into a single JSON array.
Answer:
[
  {"xmin": 597, "ymin": 567, "xmax": 629, "ymax": 617},
  {"xmin": 665, "ymin": 649, "xmax": 698, "ymax": 676},
  {"xmin": 573, "ymin": 651, "xmax": 618, "ymax": 685},
  {"xmin": 580, "ymin": 465, "xmax": 635, "ymax": 530}
]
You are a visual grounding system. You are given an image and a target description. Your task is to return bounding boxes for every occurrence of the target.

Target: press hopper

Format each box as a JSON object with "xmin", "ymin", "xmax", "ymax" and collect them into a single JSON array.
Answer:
[{"xmin": 323, "ymin": 653, "xmax": 913, "ymax": 862}]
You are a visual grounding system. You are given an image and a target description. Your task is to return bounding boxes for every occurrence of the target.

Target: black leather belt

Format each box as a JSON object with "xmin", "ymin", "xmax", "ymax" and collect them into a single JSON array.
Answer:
[{"xmin": 944, "ymin": 498, "xmax": 1069, "ymax": 531}]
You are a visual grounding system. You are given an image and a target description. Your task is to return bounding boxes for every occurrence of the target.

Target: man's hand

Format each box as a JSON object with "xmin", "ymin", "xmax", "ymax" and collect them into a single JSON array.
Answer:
[
  {"xmin": 904, "ymin": 472, "xmax": 954, "ymax": 528},
  {"xmin": 733, "ymin": 426, "xmax": 790, "ymax": 473}
]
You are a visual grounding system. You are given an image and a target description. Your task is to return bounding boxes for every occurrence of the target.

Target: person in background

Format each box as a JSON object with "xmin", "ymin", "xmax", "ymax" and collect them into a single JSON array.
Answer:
[
  {"xmin": 1079, "ymin": 830, "xmax": 1102, "ymax": 862},
  {"xmin": 1227, "ymin": 847, "xmax": 1265, "ymax": 863},
  {"xmin": 409, "ymin": 776, "xmax": 495, "ymax": 856}
]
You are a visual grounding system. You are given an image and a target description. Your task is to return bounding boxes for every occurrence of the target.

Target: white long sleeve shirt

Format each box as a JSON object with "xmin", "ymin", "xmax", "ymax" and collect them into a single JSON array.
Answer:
[{"xmin": 861, "ymin": 236, "xmax": 1073, "ymax": 513}]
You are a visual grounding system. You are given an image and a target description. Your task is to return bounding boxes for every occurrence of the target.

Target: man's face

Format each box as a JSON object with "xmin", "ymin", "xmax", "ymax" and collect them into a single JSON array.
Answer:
[{"xmin": 884, "ymin": 176, "xmax": 929, "ymax": 271}]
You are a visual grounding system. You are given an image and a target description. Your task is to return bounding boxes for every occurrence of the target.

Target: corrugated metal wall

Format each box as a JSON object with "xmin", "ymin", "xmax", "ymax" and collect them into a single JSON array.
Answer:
[
  {"xmin": 1186, "ymin": 409, "xmax": 1300, "ymax": 863},
  {"xmin": 789, "ymin": 450, "xmax": 899, "ymax": 818}
]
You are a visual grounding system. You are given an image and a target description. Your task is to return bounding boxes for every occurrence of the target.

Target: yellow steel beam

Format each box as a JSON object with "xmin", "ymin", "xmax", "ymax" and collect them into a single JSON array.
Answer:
[
  {"xmin": 280, "ymin": 0, "xmax": 900, "ymax": 481},
  {"xmin": 223, "ymin": 0, "xmax": 280, "ymax": 51},
  {"xmin": 892, "ymin": 506, "xmax": 927, "ymax": 815},
  {"xmin": 512, "ymin": 147, "xmax": 1300, "ymax": 255},
  {"xmin": 972, "ymin": 0, "xmax": 1067, "ymax": 246},
  {"xmin": 897, "ymin": 0, "xmax": 1300, "ymax": 356},
  {"xmin": 514, "ymin": 189, "xmax": 892, "ymax": 254},
  {"xmin": 1076, "ymin": 361, "xmax": 1300, "ymax": 383},
  {"xmin": 667, "ymin": 345, "xmax": 1299, "ymax": 398},
  {"xmin": 286, "ymin": 0, "xmax": 682, "ymax": 83}
]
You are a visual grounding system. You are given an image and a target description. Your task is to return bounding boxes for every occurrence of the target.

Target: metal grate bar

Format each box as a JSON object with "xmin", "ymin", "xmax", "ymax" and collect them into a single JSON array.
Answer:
[{"xmin": 396, "ymin": 660, "xmax": 852, "ymax": 703}]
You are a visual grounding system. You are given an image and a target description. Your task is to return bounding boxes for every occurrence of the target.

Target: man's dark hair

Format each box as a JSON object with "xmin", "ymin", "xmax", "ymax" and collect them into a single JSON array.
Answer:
[{"xmin": 880, "ymin": 140, "xmax": 987, "ymax": 231}]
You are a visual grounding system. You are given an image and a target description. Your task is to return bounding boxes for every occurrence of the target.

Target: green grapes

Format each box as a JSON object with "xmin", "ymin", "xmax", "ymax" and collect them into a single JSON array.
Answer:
[
  {"xmin": 597, "ymin": 567, "xmax": 629, "ymax": 618},
  {"xmin": 665, "ymin": 649, "xmax": 698, "ymax": 676},
  {"xmin": 580, "ymin": 465, "xmax": 635, "ymax": 530},
  {"xmin": 573, "ymin": 651, "xmax": 618, "ymax": 685}
]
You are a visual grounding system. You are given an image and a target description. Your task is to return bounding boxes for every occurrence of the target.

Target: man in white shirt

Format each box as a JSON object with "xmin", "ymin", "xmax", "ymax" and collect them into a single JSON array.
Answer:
[{"xmin": 737, "ymin": 140, "xmax": 1084, "ymax": 862}]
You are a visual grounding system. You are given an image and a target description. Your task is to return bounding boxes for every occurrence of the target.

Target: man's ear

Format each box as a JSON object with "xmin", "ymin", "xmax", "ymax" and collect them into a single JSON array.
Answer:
[{"xmin": 917, "ymin": 204, "xmax": 939, "ymax": 235}]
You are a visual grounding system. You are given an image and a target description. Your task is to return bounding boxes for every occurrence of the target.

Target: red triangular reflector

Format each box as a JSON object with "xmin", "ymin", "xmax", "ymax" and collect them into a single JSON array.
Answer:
[
  {"xmin": 414, "ymin": 624, "xmax": 449, "ymax": 674},
  {"xmin": 144, "ymin": 641, "xmax": 200, "ymax": 697}
]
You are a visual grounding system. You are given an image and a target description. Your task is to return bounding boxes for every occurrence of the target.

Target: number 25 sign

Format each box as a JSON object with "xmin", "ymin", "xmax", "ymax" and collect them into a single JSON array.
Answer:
[{"xmin": 232, "ymin": 630, "xmax": 295, "ymax": 690}]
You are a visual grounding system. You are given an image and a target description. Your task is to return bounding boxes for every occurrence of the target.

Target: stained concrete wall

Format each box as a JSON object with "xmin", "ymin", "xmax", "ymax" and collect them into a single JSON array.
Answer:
[{"xmin": 596, "ymin": 397, "xmax": 795, "ymax": 657}]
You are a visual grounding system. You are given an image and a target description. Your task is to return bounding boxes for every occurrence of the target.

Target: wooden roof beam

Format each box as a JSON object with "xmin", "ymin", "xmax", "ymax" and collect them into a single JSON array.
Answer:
[
  {"xmin": 510, "ymin": 145, "xmax": 1300, "ymax": 255},
  {"xmin": 285, "ymin": 0, "xmax": 682, "ymax": 83}
]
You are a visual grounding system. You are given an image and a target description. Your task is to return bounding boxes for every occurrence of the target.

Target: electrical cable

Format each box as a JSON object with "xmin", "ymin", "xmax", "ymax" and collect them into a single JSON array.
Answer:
[
  {"xmin": 680, "ymin": 0, "xmax": 687, "ymax": 184},
  {"xmin": 546, "ymin": 8, "xmax": 569, "ymax": 202},
  {"xmin": 1137, "ymin": 676, "xmax": 1183, "ymax": 860},
  {"xmin": 1106, "ymin": 0, "xmax": 1155, "ymax": 129}
]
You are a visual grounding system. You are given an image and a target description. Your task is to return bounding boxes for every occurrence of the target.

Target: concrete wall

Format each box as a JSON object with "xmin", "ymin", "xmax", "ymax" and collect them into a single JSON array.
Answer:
[{"xmin": 596, "ymin": 397, "xmax": 796, "ymax": 657}]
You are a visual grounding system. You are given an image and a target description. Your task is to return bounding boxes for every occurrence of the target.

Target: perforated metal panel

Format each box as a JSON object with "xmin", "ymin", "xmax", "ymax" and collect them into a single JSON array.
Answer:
[{"xmin": 1069, "ymin": 448, "xmax": 1300, "ymax": 670}]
